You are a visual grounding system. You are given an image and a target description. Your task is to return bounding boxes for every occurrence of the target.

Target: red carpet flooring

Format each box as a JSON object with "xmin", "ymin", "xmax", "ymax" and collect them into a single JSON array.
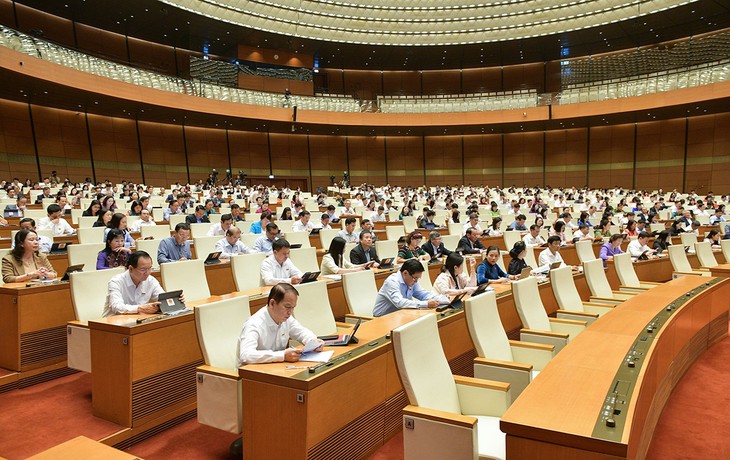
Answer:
[
  {"xmin": 1, "ymin": 332, "xmax": 729, "ymax": 459},
  {"xmin": 0, "ymin": 373, "xmax": 122, "ymax": 459}
]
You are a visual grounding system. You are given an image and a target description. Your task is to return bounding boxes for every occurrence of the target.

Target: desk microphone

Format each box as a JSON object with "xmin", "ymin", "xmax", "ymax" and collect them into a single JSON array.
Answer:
[{"xmin": 136, "ymin": 315, "xmax": 166, "ymax": 324}]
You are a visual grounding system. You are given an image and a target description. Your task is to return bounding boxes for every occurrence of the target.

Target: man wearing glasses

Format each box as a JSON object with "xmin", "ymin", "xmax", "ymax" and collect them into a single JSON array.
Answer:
[
  {"xmin": 216, "ymin": 226, "xmax": 255, "ymax": 258},
  {"xmin": 103, "ymin": 251, "xmax": 185, "ymax": 317},
  {"xmin": 254, "ymin": 222, "xmax": 280, "ymax": 255}
]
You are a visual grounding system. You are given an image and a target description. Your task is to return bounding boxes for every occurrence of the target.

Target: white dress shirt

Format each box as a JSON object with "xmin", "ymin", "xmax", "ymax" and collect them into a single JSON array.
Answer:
[
  {"xmin": 538, "ymin": 248, "xmax": 565, "ymax": 268},
  {"xmin": 292, "ymin": 220, "xmax": 313, "ymax": 232},
  {"xmin": 260, "ymin": 255, "xmax": 304, "ymax": 285},
  {"xmin": 369, "ymin": 212, "xmax": 386, "ymax": 223},
  {"xmin": 237, "ymin": 306, "xmax": 318, "ymax": 365},
  {"xmin": 104, "ymin": 270, "xmax": 165, "ymax": 317},
  {"xmin": 215, "ymin": 237, "xmax": 254, "ymax": 258},
  {"xmin": 627, "ymin": 240, "xmax": 651, "ymax": 257},
  {"xmin": 206, "ymin": 222, "xmax": 226, "ymax": 236},
  {"xmin": 573, "ymin": 229, "xmax": 594, "ymax": 241},
  {"xmin": 336, "ymin": 230, "xmax": 359, "ymax": 244},
  {"xmin": 462, "ymin": 222, "xmax": 482, "ymax": 235},
  {"xmin": 38, "ymin": 216, "xmax": 74, "ymax": 236},
  {"xmin": 522, "ymin": 233, "xmax": 546, "ymax": 247},
  {"xmin": 129, "ymin": 218, "xmax": 156, "ymax": 233}
]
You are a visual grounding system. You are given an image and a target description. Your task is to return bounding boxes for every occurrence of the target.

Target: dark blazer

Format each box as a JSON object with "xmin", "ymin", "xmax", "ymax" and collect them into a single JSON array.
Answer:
[
  {"xmin": 457, "ymin": 236, "xmax": 485, "ymax": 254},
  {"xmin": 185, "ymin": 214, "xmax": 210, "ymax": 224},
  {"xmin": 421, "ymin": 240, "xmax": 452, "ymax": 258},
  {"xmin": 349, "ymin": 244, "xmax": 380, "ymax": 265}
]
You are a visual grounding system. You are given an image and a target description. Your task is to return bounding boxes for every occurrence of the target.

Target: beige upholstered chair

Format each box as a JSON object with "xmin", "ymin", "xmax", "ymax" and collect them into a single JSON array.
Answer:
[
  {"xmin": 193, "ymin": 236, "xmax": 219, "ymax": 260},
  {"xmin": 168, "ymin": 214, "xmax": 186, "ymax": 228},
  {"xmin": 160, "ymin": 259, "xmax": 211, "ymax": 302},
  {"xmin": 392, "ymin": 314, "xmax": 511, "ymax": 460},
  {"xmin": 319, "ymin": 228, "xmax": 340, "ymax": 250},
  {"xmin": 465, "ymin": 291, "xmax": 554, "ymax": 399},
  {"xmin": 289, "ymin": 247, "xmax": 319, "ymax": 273},
  {"xmin": 668, "ymin": 245, "xmax": 710, "ymax": 277},
  {"xmin": 575, "ymin": 240, "xmax": 597, "ymax": 263},
  {"xmin": 583, "ymin": 259, "xmax": 637, "ymax": 304},
  {"xmin": 680, "ymin": 232, "xmax": 698, "ymax": 247},
  {"xmin": 503, "ymin": 231, "xmax": 521, "ymax": 251},
  {"xmin": 283, "ymin": 230, "xmax": 311, "ymax": 248},
  {"xmin": 402, "ymin": 216, "xmax": 417, "ymax": 233},
  {"xmin": 141, "ymin": 224, "xmax": 172, "ymax": 240},
  {"xmin": 441, "ymin": 234, "xmax": 461, "ymax": 251},
  {"xmin": 417, "ymin": 260, "xmax": 433, "ymax": 292},
  {"xmin": 722, "ymin": 239, "xmax": 730, "ymax": 264},
  {"xmin": 612, "ymin": 253, "xmax": 661, "ymax": 291},
  {"xmin": 276, "ymin": 219, "xmax": 294, "ymax": 234},
  {"xmin": 341, "ymin": 270, "xmax": 377, "ymax": 322},
  {"xmin": 195, "ymin": 296, "xmax": 251, "ymax": 433},
  {"xmin": 231, "ymin": 253, "xmax": 267, "ymax": 291},
  {"xmin": 77, "ymin": 227, "xmax": 105, "ymax": 244},
  {"xmin": 550, "ymin": 266, "xmax": 615, "ymax": 319},
  {"xmin": 136, "ymin": 239, "xmax": 162, "ymax": 270},
  {"xmin": 77, "ymin": 216, "xmax": 97, "ymax": 228},
  {"xmin": 67, "ymin": 267, "xmax": 125, "ymax": 372},
  {"xmin": 189, "ymin": 222, "xmax": 213, "ymax": 238},
  {"xmin": 67, "ymin": 243, "xmax": 104, "ymax": 272},
  {"xmin": 292, "ymin": 280, "xmax": 339, "ymax": 337},
  {"xmin": 512, "ymin": 276, "xmax": 586, "ymax": 351},
  {"xmin": 385, "ymin": 225, "xmax": 405, "ymax": 241},
  {"xmin": 375, "ymin": 240, "xmax": 398, "ymax": 260},
  {"xmin": 694, "ymin": 241, "xmax": 718, "ymax": 269}
]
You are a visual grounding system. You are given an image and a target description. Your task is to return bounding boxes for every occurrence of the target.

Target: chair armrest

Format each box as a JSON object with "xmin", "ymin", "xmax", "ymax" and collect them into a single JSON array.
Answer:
[
  {"xmin": 548, "ymin": 318, "xmax": 587, "ymax": 339},
  {"xmin": 611, "ymin": 290, "xmax": 638, "ymax": 296},
  {"xmin": 344, "ymin": 314, "xmax": 374, "ymax": 324},
  {"xmin": 508, "ymin": 340, "xmax": 554, "ymax": 371},
  {"xmin": 67, "ymin": 320, "xmax": 88, "ymax": 328},
  {"xmin": 589, "ymin": 296, "xmax": 624, "ymax": 304},
  {"xmin": 197, "ymin": 365, "xmax": 240, "ymax": 379},
  {"xmin": 472, "ymin": 358, "xmax": 532, "ymax": 399},
  {"xmin": 618, "ymin": 285, "xmax": 651, "ymax": 292},
  {"xmin": 403, "ymin": 405, "xmax": 476, "ymax": 429},
  {"xmin": 556, "ymin": 310, "xmax": 599, "ymax": 322},
  {"xmin": 582, "ymin": 303, "xmax": 615, "ymax": 316},
  {"xmin": 520, "ymin": 328, "xmax": 569, "ymax": 340},
  {"xmin": 474, "ymin": 357, "xmax": 532, "ymax": 372},
  {"xmin": 454, "ymin": 376, "xmax": 511, "ymax": 417},
  {"xmin": 335, "ymin": 321, "xmax": 352, "ymax": 329}
]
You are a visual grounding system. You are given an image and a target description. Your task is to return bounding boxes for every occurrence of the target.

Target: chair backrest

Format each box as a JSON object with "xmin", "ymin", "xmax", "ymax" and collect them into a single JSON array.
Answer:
[
  {"xmin": 503, "ymin": 231, "xmax": 521, "ymax": 250},
  {"xmin": 240, "ymin": 233, "xmax": 259, "ymax": 249},
  {"xmin": 77, "ymin": 227, "xmax": 106, "ymax": 244},
  {"xmin": 549, "ymin": 266, "xmax": 586, "ymax": 312},
  {"xmin": 235, "ymin": 220, "xmax": 252, "ymax": 233},
  {"xmin": 70, "ymin": 267, "xmax": 125, "ymax": 322},
  {"xmin": 650, "ymin": 223, "xmax": 665, "ymax": 233},
  {"xmin": 319, "ymin": 228, "xmax": 340, "ymax": 250},
  {"xmin": 292, "ymin": 281, "xmax": 337, "ymax": 336},
  {"xmin": 341, "ymin": 270, "xmax": 378, "ymax": 316},
  {"xmin": 193, "ymin": 236, "xmax": 219, "ymax": 260},
  {"xmin": 722, "ymin": 239, "xmax": 730, "ymax": 264},
  {"xmin": 141, "ymin": 225, "xmax": 172, "ymax": 240},
  {"xmin": 168, "ymin": 214, "xmax": 186, "ymax": 228},
  {"xmin": 283, "ymin": 231, "xmax": 311, "ymax": 248},
  {"xmin": 402, "ymin": 216, "xmax": 417, "ymax": 233},
  {"xmin": 77, "ymin": 216, "xmax": 97, "ymax": 228},
  {"xmin": 231, "ymin": 253, "xmax": 267, "ymax": 291},
  {"xmin": 583, "ymin": 259, "xmax": 613, "ymax": 298},
  {"xmin": 613, "ymin": 253, "xmax": 641, "ymax": 288},
  {"xmin": 392, "ymin": 315, "xmax": 461, "ymax": 413},
  {"xmin": 524, "ymin": 246, "xmax": 539, "ymax": 269},
  {"xmin": 447, "ymin": 222, "xmax": 463, "ymax": 236},
  {"xmin": 343, "ymin": 242, "xmax": 357, "ymax": 264},
  {"xmin": 189, "ymin": 223, "xmax": 213, "ymax": 238},
  {"xmin": 575, "ymin": 240, "xmax": 597, "ymax": 263},
  {"xmin": 375, "ymin": 240, "xmax": 398, "ymax": 260},
  {"xmin": 208, "ymin": 213, "xmax": 222, "ymax": 224},
  {"xmin": 441, "ymin": 234, "xmax": 461, "ymax": 251},
  {"xmin": 160, "ymin": 259, "xmax": 210, "ymax": 302},
  {"xmin": 668, "ymin": 245, "xmax": 693, "ymax": 272},
  {"xmin": 135, "ymin": 239, "xmax": 162, "ymax": 270},
  {"xmin": 680, "ymin": 232, "xmax": 697, "ymax": 247},
  {"xmin": 67, "ymin": 243, "xmax": 104, "ymax": 271},
  {"xmin": 694, "ymin": 241, "xmax": 718, "ymax": 268},
  {"xmin": 385, "ymin": 225, "xmax": 405, "ymax": 241},
  {"xmin": 195, "ymin": 296, "xmax": 251, "ymax": 370},
  {"xmin": 276, "ymin": 220, "xmax": 294, "ymax": 234},
  {"xmin": 512, "ymin": 276, "xmax": 551, "ymax": 331},
  {"xmin": 289, "ymin": 247, "xmax": 319, "ymax": 273},
  {"xmin": 464, "ymin": 291, "xmax": 513, "ymax": 362},
  {"xmin": 417, "ymin": 260, "xmax": 433, "ymax": 292}
]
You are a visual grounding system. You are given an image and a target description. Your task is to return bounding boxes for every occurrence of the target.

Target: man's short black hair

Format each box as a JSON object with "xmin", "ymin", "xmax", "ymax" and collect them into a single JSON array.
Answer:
[
  {"xmin": 272, "ymin": 238, "xmax": 291, "ymax": 252},
  {"xmin": 127, "ymin": 251, "xmax": 152, "ymax": 268},
  {"xmin": 345, "ymin": 217, "xmax": 356, "ymax": 225},
  {"xmin": 220, "ymin": 213, "xmax": 233, "ymax": 223},
  {"xmin": 46, "ymin": 204, "xmax": 61, "ymax": 215},
  {"xmin": 547, "ymin": 235, "xmax": 562, "ymax": 245},
  {"xmin": 174, "ymin": 222, "xmax": 190, "ymax": 232},
  {"xmin": 400, "ymin": 259, "xmax": 425, "ymax": 275}
]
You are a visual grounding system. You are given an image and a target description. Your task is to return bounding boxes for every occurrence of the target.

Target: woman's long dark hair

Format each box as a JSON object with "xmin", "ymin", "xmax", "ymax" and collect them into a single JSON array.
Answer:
[
  {"xmin": 11, "ymin": 229, "xmax": 36, "ymax": 260},
  {"xmin": 443, "ymin": 252, "xmax": 464, "ymax": 287},
  {"xmin": 328, "ymin": 236, "xmax": 347, "ymax": 267}
]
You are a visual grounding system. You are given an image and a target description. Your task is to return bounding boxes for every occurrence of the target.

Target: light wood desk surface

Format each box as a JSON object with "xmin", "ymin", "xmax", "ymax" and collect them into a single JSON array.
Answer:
[
  {"xmin": 501, "ymin": 276, "xmax": 730, "ymax": 460},
  {"xmin": 27, "ymin": 436, "xmax": 141, "ymax": 460}
]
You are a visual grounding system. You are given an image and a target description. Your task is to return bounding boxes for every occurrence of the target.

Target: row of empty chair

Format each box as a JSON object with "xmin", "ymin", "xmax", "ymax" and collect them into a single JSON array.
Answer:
[{"xmin": 378, "ymin": 90, "xmax": 538, "ymax": 113}]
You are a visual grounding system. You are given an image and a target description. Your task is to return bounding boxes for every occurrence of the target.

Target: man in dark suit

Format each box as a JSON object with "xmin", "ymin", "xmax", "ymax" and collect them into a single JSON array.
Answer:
[
  {"xmin": 185, "ymin": 205, "xmax": 210, "ymax": 224},
  {"xmin": 421, "ymin": 231, "xmax": 452, "ymax": 258},
  {"xmin": 349, "ymin": 230, "xmax": 381, "ymax": 267},
  {"xmin": 457, "ymin": 227, "xmax": 487, "ymax": 255}
]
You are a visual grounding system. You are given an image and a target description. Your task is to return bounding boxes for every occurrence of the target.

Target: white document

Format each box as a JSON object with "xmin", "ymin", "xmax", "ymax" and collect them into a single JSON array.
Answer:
[
  {"xmin": 299, "ymin": 350, "xmax": 334, "ymax": 363},
  {"xmin": 302, "ymin": 340, "xmax": 321, "ymax": 353}
]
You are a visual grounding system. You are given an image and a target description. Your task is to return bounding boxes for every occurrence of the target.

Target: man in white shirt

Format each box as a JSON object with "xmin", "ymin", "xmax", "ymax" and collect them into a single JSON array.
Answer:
[
  {"xmin": 104, "ymin": 251, "xmax": 184, "ymax": 317},
  {"xmin": 38, "ymin": 204, "xmax": 75, "ymax": 236},
  {"xmin": 538, "ymin": 236, "xmax": 567, "ymax": 268},
  {"xmin": 572, "ymin": 224, "xmax": 594, "ymax": 242},
  {"xmin": 237, "ymin": 283, "xmax": 323, "ymax": 365},
  {"xmin": 215, "ymin": 226, "xmax": 254, "ymax": 258},
  {"xmin": 462, "ymin": 213, "xmax": 482, "ymax": 236},
  {"xmin": 129, "ymin": 209, "xmax": 156, "ymax": 232},
  {"xmin": 336, "ymin": 217, "xmax": 359, "ymax": 244},
  {"xmin": 292, "ymin": 211, "xmax": 314, "ymax": 233},
  {"xmin": 522, "ymin": 224, "xmax": 546, "ymax": 247},
  {"xmin": 260, "ymin": 239, "xmax": 304, "ymax": 285},
  {"xmin": 340, "ymin": 199, "xmax": 356, "ymax": 216},
  {"xmin": 559, "ymin": 212, "xmax": 578, "ymax": 231},
  {"xmin": 317, "ymin": 213, "xmax": 332, "ymax": 230},
  {"xmin": 627, "ymin": 232, "xmax": 656, "ymax": 258},
  {"xmin": 369, "ymin": 206, "xmax": 387, "ymax": 223},
  {"xmin": 207, "ymin": 213, "xmax": 233, "ymax": 236}
]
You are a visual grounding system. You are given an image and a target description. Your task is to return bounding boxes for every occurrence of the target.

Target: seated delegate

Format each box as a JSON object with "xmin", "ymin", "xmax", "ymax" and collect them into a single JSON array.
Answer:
[
  {"xmin": 320, "ymin": 237, "xmax": 367, "ymax": 276},
  {"xmin": 97, "ymin": 229, "xmax": 132, "ymax": 270},
  {"xmin": 477, "ymin": 245, "xmax": 516, "ymax": 285},
  {"xmin": 432, "ymin": 253, "xmax": 477, "ymax": 296},
  {"xmin": 349, "ymin": 230, "xmax": 381, "ymax": 266},
  {"xmin": 237, "ymin": 283, "xmax": 324, "ymax": 364},
  {"xmin": 157, "ymin": 223, "xmax": 193, "ymax": 264},
  {"xmin": 260, "ymin": 238, "xmax": 304, "ymax": 285},
  {"xmin": 373, "ymin": 259, "xmax": 449, "ymax": 317},
  {"xmin": 2, "ymin": 229, "xmax": 57, "ymax": 283},
  {"xmin": 215, "ymin": 226, "xmax": 255, "ymax": 258}
]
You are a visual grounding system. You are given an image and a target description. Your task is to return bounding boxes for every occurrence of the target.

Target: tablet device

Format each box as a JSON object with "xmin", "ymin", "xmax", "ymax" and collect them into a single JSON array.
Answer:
[
  {"xmin": 158, "ymin": 290, "xmax": 188, "ymax": 315},
  {"xmin": 469, "ymin": 283, "xmax": 492, "ymax": 297},
  {"xmin": 436, "ymin": 291, "xmax": 468, "ymax": 312},
  {"xmin": 204, "ymin": 251, "xmax": 222, "ymax": 265},
  {"xmin": 324, "ymin": 319, "xmax": 361, "ymax": 346},
  {"xmin": 300, "ymin": 271, "xmax": 320, "ymax": 284},
  {"xmin": 310, "ymin": 228, "xmax": 321, "ymax": 235},
  {"xmin": 50, "ymin": 242, "xmax": 71, "ymax": 255},
  {"xmin": 549, "ymin": 262, "xmax": 562, "ymax": 270},
  {"xmin": 379, "ymin": 257, "xmax": 394, "ymax": 268},
  {"xmin": 520, "ymin": 267, "xmax": 532, "ymax": 278},
  {"xmin": 290, "ymin": 244, "xmax": 303, "ymax": 249},
  {"xmin": 61, "ymin": 264, "xmax": 84, "ymax": 281}
]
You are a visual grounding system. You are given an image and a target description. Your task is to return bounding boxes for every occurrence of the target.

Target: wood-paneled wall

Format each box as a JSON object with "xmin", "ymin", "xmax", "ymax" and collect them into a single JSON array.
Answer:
[{"xmin": 1, "ymin": 98, "xmax": 729, "ymax": 192}]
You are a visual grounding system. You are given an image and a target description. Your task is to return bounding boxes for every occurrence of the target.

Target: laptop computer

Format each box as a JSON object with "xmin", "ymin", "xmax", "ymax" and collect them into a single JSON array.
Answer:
[
  {"xmin": 203, "ymin": 251, "xmax": 222, "ymax": 265},
  {"xmin": 379, "ymin": 257, "xmax": 395, "ymax": 268},
  {"xmin": 300, "ymin": 271, "xmax": 320, "ymax": 284},
  {"xmin": 436, "ymin": 291, "xmax": 468, "ymax": 312},
  {"xmin": 61, "ymin": 264, "xmax": 84, "ymax": 282},
  {"xmin": 323, "ymin": 319, "xmax": 362, "ymax": 346},
  {"xmin": 50, "ymin": 242, "xmax": 71, "ymax": 255},
  {"xmin": 158, "ymin": 290, "xmax": 190, "ymax": 316},
  {"xmin": 3, "ymin": 208, "xmax": 21, "ymax": 218}
]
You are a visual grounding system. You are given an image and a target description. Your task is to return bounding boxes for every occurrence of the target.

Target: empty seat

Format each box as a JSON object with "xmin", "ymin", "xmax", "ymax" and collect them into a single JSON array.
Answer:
[
  {"xmin": 668, "ymin": 245, "xmax": 711, "ymax": 277},
  {"xmin": 289, "ymin": 247, "xmax": 319, "ymax": 273},
  {"xmin": 575, "ymin": 240, "xmax": 597, "ymax": 263},
  {"xmin": 67, "ymin": 243, "xmax": 104, "ymax": 272},
  {"xmin": 135, "ymin": 239, "xmax": 162, "ymax": 270},
  {"xmin": 583, "ymin": 259, "xmax": 637, "ymax": 304},
  {"xmin": 141, "ymin": 225, "xmax": 172, "ymax": 240},
  {"xmin": 160, "ymin": 259, "xmax": 211, "ymax": 302},
  {"xmin": 694, "ymin": 241, "xmax": 718, "ymax": 269},
  {"xmin": 231, "ymin": 253, "xmax": 267, "ymax": 291},
  {"xmin": 77, "ymin": 227, "xmax": 105, "ymax": 244},
  {"xmin": 612, "ymin": 253, "xmax": 662, "ymax": 291},
  {"xmin": 291, "ymin": 280, "xmax": 338, "ymax": 337},
  {"xmin": 193, "ymin": 236, "xmax": 219, "ymax": 260},
  {"xmin": 341, "ymin": 270, "xmax": 378, "ymax": 321},
  {"xmin": 549, "ymin": 266, "xmax": 615, "ymax": 319}
]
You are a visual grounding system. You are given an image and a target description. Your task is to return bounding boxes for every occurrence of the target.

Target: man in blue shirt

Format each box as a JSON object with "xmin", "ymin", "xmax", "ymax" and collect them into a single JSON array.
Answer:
[
  {"xmin": 157, "ymin": 223, "xmax": 192, "ymax": 264},
  {"xmin": 249, "ymin": 211, "xmax": 271, "ymax": 234},
  {"xmin": 254, "ymin": 222, "xmax": 279, "ymax": 255},
  {"xmin": 508, "ymin": 214, "xmax": 528, "ymax": 231},
  {"xmin": 373, "ymin": 259, "xmax": 449, "ymax": 317}
]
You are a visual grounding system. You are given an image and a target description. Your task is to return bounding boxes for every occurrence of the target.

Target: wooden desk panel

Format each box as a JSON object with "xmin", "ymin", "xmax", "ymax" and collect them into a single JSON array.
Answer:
[
  {"xmin": 501, "ymin": 276, "xmax": 729, "ymax": 460},
  {"xmin": 27, "ymin": 435, "xmax": 141, "ymax": 460}
]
